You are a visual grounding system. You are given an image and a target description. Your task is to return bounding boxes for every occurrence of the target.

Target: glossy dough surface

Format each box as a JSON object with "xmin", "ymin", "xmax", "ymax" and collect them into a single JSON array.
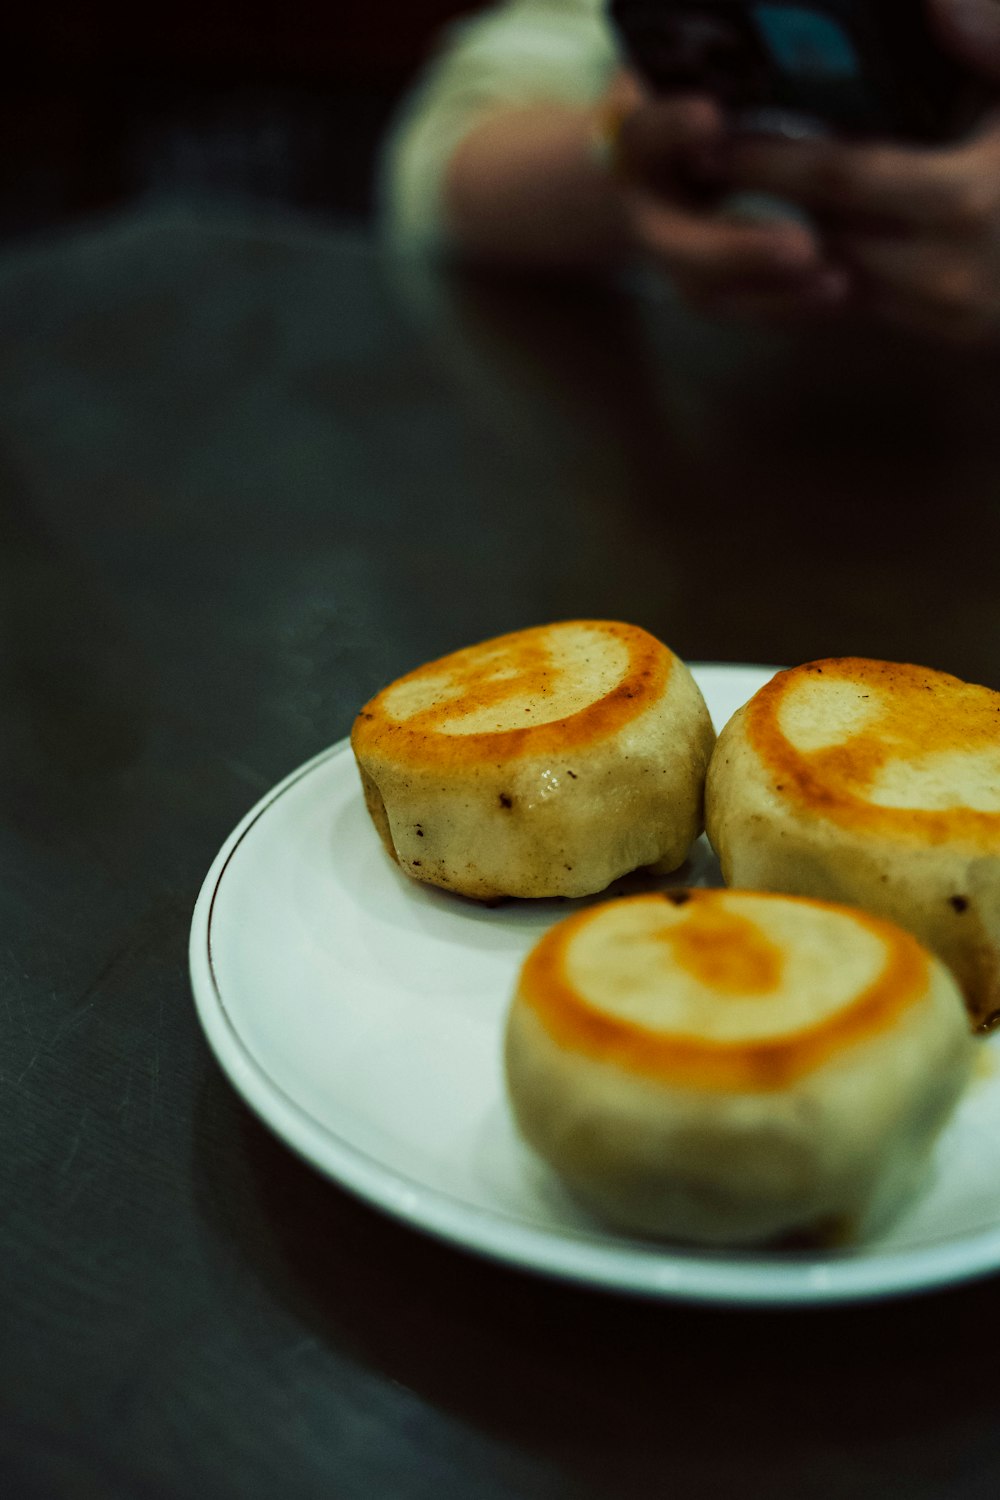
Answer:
[
  {"xmin": 706, "ymin": 658, "xmax": 1000, "ymax": 1029},
  {"xmin": 505, "ymin": 889, "xmax": 973, "ymax": 1245},
  {"xmin": 351, "ymin": 621, "xmax": 715, "ymax": 900}
]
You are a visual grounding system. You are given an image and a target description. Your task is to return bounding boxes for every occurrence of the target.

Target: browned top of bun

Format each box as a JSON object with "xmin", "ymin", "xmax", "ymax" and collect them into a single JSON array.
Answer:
[
  {"xmin": 743, "ymin": 658, "xmax": 1000, "ymax": 847},
  {"xmin": 352, "ymin": 620, "xmax": 674, "ymax": 770},
  {"xmin": 517, "ymin": 889, "xmax": 932, "ymax": 1092}
]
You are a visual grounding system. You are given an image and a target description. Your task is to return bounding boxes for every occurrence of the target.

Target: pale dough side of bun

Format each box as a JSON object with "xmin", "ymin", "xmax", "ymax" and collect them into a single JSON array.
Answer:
[
  {"xmin": 505, "ymin": 890, "xmax": 973, "ymax": 1246},
  {"xmin": 352, "ymin": 621, "xmax": 715, "ymax": 900},
  {"xmin": 706, "ymin": 659, "xmax": 1000, "ymax": 1030}
]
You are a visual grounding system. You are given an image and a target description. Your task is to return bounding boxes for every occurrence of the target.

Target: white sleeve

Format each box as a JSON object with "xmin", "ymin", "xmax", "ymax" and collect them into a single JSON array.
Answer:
[{"xmin": 378, "ymin": 0, "xmax": 621, "ymax": 257}]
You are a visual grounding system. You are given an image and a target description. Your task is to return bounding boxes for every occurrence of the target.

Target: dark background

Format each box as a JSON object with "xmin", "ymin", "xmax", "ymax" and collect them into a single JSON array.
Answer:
[{"xmin": 1, "ymin": 2, "xmax": 480, "ymax": 238}]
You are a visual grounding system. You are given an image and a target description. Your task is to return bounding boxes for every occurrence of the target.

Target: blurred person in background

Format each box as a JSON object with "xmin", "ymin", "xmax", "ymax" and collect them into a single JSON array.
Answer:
[{"xmin": 381, "ymin": 0, "xmax": 1000, "ymax": 342}]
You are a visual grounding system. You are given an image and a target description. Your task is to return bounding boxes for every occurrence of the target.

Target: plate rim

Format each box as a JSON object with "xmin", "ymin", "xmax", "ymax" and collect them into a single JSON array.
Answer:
[{"xmin": 189, "ymin": 664, "xmax": 1000, "ymax": 1307}]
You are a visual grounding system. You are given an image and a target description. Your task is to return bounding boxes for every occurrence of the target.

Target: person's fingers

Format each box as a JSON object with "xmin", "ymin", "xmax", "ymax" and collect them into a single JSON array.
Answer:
[
  {"xmin": 594, "ymin": 89, "xmax": 728, "ymax": 208},
  {"xmin": 727, "ymin": 122, "xmax": 1000, "ymax": 234},
  {"xmin": 627, "ymin": 188, "xmax": 823, "ymax": 282},
  {"xmin": 862, "ymin": 285, "xmax": 990, "ymax": 342},
  {"xmin": 677, "ymin": 266, "xmax": 853, "ymax": 323},
  {"xmin": 632, "ymin": 188, "xmax": 844, "ymax": 321},
  {"xmin": 929, "ymin": 0, "xmax": 1000, "ymax": 80},
  {"xmin": 612, "ymin": 93, "xmax": 726, "ymax": 189},
  {"xmin": 838, "ymin": 233, "xmax": 993, "ymax": 340}
]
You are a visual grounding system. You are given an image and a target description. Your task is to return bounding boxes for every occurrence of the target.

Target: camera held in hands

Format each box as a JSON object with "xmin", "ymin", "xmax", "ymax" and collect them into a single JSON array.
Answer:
[{"xmin": 609, "ymin": 0, "xmax": 986, "ymax": 141}]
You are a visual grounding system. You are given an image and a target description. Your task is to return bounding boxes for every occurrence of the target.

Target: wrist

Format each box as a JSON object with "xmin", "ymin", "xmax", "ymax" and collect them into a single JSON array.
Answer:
[{"xmin": 443, "ymin": 103, "xmax": 634, "ymax": 267}]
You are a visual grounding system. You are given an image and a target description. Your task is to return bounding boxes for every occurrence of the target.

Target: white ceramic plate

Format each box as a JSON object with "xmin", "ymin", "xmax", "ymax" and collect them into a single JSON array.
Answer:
[{"xmin": 190, "ymin": 664, "xmax": 1000, "ymax": 1305}]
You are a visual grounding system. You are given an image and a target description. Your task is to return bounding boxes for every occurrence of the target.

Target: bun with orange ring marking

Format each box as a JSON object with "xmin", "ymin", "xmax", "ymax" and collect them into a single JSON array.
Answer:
[
  {"xmin": 351, "ymin": 621, "xmax": 714, "ymax": 901},
  {"xmin": 504, "ymin": 889, "xmax": 973, "ymax": 1246},
  {"xmin": 705, "ymin": 659, "xmax": 1000, "ymax": 1031}
]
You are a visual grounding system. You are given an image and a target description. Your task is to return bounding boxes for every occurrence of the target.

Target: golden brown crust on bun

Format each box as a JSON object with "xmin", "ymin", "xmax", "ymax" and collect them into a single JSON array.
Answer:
[
  {"xmin": 706, "ymin": 659, "xmax": 1000, "ymax": 1028},
  {"xmin": 352, "ymin": 621, "xmax": 715, "ymax": 900},
  {"xmin": 505, "ymin": 889, "xmax": 973, "ymax": 1245}
]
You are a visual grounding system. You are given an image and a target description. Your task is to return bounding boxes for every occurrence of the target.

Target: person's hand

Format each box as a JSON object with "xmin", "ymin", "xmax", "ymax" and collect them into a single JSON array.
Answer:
[
  {"xmin": 603, "ymin": 74, "xmax": 849, "ymax": 321},
  {"xmin": 718, "ymin": 0, "xmax": 1000, "ymax": 343}
]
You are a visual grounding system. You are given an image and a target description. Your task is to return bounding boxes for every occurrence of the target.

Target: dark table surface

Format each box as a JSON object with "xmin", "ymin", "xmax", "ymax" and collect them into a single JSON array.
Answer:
[{"xmin": 4, "ymin": 206, "xmax": 1000, "ymax": 1500}]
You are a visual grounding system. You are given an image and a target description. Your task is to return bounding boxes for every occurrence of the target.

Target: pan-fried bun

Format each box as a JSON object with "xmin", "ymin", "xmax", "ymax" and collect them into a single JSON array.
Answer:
[
  {"xmin": 351, "ymin": 621, "xmax": 714, "ymax": 901},
  {"xmin": 706, "ymin": 658, "xmax": 1000, "ymax": 1030},
  {"xmin": 505, "ymin": 889, "xmax": 973, "ymax": 1246}
]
